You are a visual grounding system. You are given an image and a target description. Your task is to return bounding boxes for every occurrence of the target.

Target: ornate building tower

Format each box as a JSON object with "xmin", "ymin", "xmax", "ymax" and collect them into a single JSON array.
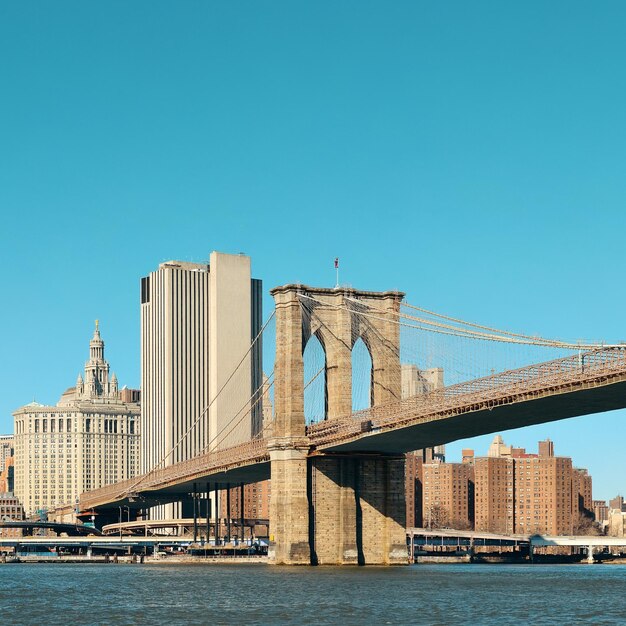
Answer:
[{"xmin": 80, "ymin": 321, "xmax": 118, "ymax": 400}]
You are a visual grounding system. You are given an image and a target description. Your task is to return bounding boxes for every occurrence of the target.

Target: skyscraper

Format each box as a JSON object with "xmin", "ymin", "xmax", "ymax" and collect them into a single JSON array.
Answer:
[{"xmin": 140, "ymin": 252, "xmax": 262, "ymax": 516}]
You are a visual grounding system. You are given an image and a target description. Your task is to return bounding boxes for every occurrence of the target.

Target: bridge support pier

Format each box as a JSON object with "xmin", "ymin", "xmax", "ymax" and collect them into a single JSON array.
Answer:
[
  {"xmin": 310, "ymin": 455, "xmax": 407, "ymax": 566},
  {"xmin": 268, "ymin": 441, "xmax": 311, "ymax": 565},
  {"xmin": 269, "ymin": 445, "xmax": 407, "ymax": 566}
]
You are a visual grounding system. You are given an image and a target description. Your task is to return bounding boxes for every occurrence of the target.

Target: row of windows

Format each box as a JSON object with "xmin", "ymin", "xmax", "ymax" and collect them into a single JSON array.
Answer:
[
  {"xmin": 16, "ymin": 417, "xmax": 138, "ymax": 435},
  {"xmin": 33, "ymin": 419, "xmax": 73, "ymax": 433}
]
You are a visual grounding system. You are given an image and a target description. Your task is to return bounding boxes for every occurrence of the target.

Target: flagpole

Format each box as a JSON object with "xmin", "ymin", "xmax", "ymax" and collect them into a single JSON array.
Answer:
[{"xmin": 335, "ymin": 257, "xmax": 339, "ymax": 288}]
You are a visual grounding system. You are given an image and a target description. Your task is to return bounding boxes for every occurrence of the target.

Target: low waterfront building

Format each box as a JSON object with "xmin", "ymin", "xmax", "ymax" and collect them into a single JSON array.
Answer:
[
  {"xmin": 0, "ymin": 493, "xmax": 25, "ymax": 537},
  {"xmin": 13, "ymin": 322, "xmax": 140, "ymax": 516}
]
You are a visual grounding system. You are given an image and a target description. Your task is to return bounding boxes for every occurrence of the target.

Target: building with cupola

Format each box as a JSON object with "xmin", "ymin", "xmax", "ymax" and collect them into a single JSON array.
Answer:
[{"xmin": 13, "ymin": 322, "xmax": 140, "ymax": 516}]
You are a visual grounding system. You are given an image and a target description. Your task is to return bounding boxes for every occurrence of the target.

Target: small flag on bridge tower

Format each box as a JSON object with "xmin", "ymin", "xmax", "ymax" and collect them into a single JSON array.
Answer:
[{"xmin": 334, "ymin": 257, "xmax": 339, "ymax": 288}]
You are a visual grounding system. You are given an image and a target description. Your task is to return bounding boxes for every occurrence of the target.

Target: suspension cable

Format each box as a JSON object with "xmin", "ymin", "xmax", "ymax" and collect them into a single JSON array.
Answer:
[{"xmin": 127, "ymin": 310, "xmax": 275, "ymax": 493}]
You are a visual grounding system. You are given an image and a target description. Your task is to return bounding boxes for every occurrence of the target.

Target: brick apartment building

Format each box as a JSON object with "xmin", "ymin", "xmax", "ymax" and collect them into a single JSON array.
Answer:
[{"xmin": 407, "ymin": 436, "xmax": 594, "ymax": 536}]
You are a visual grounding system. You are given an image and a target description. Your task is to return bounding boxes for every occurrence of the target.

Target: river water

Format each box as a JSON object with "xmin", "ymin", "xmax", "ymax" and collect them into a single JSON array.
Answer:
[{"xmin": 2, "ymin": 563, "xmax": 625, "ymax": 625}]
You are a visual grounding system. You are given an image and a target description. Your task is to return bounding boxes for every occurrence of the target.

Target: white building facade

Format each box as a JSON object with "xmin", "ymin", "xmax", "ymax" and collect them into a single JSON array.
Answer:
[{"xmin": 13, "ymin": 323, "xmax": 140, "ymax": 516}]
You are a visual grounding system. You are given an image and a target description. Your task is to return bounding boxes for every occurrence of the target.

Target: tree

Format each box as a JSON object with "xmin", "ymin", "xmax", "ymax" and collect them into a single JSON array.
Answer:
[
  {"xmin": 427, "ymin": 505, "xmax": 449, "ymax": 529},
  {"xmin": 573, "ymin": 512, "xmax": 602, "ymax": 536}
]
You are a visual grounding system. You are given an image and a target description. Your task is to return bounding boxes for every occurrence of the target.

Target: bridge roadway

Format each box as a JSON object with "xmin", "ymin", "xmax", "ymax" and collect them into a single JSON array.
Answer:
[
  {"xmin": 79, "ymin": 439, "xmax": 270, "ymax": 511},
  {"xmin": 79, "ymin": 347, "xmax": 626, "ymax": 513},
  {"xmin": 310, "ymin": 346, "xmax": 626, "ymax": 452}
]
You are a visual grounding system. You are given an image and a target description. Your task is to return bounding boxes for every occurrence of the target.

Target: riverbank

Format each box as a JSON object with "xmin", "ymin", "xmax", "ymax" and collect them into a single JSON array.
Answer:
[{"xmin": 1, "ymin": 554, "xmax": 268, "ymax": 565}]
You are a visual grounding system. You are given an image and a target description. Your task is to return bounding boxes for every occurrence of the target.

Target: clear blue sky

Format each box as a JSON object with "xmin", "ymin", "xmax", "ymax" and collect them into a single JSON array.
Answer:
[{"xmin": 1, "ymin": 1, "xmax": 625, "ymax": 500}]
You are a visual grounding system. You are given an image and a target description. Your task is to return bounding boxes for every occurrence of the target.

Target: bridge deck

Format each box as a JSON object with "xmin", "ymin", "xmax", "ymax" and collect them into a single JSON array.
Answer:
[
  {"xmin": 78, "ymin": 347, "xmax": 626, "ymax": 512},
  {"xmin": 80, "ymin": 439, "xmax": 270, "ymax": 511},
  {"xmin": 309, "ymin": 347, "xmax": 626, "ymax": 452}
]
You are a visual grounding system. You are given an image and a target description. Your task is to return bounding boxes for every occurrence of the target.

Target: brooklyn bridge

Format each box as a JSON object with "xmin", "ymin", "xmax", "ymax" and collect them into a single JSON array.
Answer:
[{"xmin": 74, "ymin": 284, "xmax": 626, "ymax": 565}]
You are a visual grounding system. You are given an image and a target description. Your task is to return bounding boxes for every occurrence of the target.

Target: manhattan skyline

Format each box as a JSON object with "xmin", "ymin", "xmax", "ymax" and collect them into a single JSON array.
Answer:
[{"xmin": 2, "ymin": 1, "xmax": 626, "ymax": 501}]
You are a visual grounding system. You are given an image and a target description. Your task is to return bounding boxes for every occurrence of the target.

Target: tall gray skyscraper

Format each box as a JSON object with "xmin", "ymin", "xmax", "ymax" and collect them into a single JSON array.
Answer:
[{"xmin": 140, "ymin": 252, "xmax": 262, "ymax": 508}]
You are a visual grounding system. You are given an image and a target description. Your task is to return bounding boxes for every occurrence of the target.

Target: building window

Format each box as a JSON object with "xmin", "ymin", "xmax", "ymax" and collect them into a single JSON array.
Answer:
[{"xmin": 141, "ymin": 276, "xmax": 151, "ymax": 304}]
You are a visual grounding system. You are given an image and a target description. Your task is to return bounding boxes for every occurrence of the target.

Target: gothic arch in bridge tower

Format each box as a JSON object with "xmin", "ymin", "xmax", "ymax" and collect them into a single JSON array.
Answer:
[
  {"xmin": 351, "ymin": 337, "xmax": 373, "ymax": 412},
  {"xmin": 302, "ymin": 332, "xmax": 327, "ymax": 424}
]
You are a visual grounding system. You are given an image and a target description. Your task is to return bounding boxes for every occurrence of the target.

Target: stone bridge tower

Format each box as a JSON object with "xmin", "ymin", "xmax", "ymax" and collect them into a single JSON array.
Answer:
[{"xmin": 269, "ymin": 285, "xmax": 407, "ymax": 565}]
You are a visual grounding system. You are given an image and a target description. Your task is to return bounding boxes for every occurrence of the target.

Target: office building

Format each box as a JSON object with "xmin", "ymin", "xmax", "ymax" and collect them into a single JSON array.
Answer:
[
  {"xmin": 13, "ymin": 323, "xmax": 140, "ymax": 516},
  {"xmin": 140, "ymin": 252, "xmax": 262, "ymax": 518},
  {"xmin": 401, "ymin": 364, "xmax": 443, "ymax": 398},
  {"xmin": 608, "ymin": 510, "xmax": 626, "ymax": 537}
]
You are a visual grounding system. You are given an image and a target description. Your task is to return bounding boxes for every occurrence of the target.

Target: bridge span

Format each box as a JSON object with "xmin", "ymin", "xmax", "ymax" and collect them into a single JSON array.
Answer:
[{"xmin": 73, "ymin": 284, "xmax": 626, "ymax": 566}]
